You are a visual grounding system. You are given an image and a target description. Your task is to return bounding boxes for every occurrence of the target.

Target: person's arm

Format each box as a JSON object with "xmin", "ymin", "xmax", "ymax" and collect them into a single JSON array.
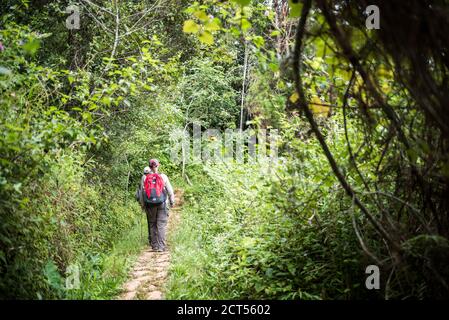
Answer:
[{"xmin": 163, "ymin": 174, "xmax": 175, "ymax": 205}]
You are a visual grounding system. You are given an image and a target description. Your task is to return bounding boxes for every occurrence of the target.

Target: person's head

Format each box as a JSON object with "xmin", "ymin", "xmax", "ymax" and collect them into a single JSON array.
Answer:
[
  {"xmin": 143, "ymin": 166, "xmax": 151, "ymax": 175},
  {"xmin": 149, "ymin": 158, "xmax": 160, "ymax": 172}
]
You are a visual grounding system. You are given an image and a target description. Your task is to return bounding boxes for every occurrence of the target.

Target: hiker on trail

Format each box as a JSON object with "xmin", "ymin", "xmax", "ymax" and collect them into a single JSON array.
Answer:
[{"xmin": 139, "ymin": 159, "xmax": 175, "ymax": 252}]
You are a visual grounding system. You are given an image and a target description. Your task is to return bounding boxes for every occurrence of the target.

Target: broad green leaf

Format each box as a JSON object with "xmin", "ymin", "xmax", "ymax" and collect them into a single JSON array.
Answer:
[
  {"xmin": 241, "ymin": 237, "xmax": 256, "ymax": 248},
  {"xmin": 315, "ymin": 38, "xmax": 327, "ymax": 58},
  {"xmin": 198, "ymin": 31, "xmax": 214, "ymax": 45},
  {"xmin": 230, "ymin": 26, "xmax": 241, "ymax": 37},
  {"xmin": 101, "ymin": 96, "xmax": 112, "ymax": 106},
  {"xmin": 82, "ymin": 112, "xmax": 93, "ymax": 124},
  {"xmin": 241, "ymin": 18, "xmax": 252, "ymax": 31},
  {"xmin": 232, "ymin": 0, "xmax": 251, "ymax": 6},
  {"xmin": 252, "ymin": 36, "xmax": 265, "ymax": 48},
  {"xmin": 184, "ymin": 6, "xmax": 195, "ymax": 14},
  {"xmin": 268, "ymin": 62, "xmax": 279, "ymax": 72},
  {"xmin": 23, "ymin": 38, "xmax": 40, "ymax": 55},
  {"xmin": 13, "ymin": 183, "xmax": 22, "ymax": 193},
  {"xmin": 288, "ymin": 0, "xmax": 303, "ymax": 18},
  {"xmin": 289, "ymin": 92, "xmax": 299, "ymax": 103},
  {"xmin": 194, "ymin": 10, "xmax": 209, "ymax": 22},
  {"xmin": 183, "ymin": 20, "xmax": 200, "ymax": 34},
  {"xmin": 204, "ymin": 19, "xmax": 221, "ymax": 31},
  {"xmin": 310, "ymin": 96, "xmax": 328, "ymax": 115},
  {"xmin": 43, "ymin": 260, "xmax": 63, "ymax": 290},
  {"xmin": 309, "ymin": 58, "xmax": 321, "ymax": 70}
]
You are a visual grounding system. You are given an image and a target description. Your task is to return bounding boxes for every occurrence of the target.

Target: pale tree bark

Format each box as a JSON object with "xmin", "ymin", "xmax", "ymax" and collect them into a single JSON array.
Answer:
[{"xmin": 239, "ymin": 40, "xmax": 249, "ymax": 132}]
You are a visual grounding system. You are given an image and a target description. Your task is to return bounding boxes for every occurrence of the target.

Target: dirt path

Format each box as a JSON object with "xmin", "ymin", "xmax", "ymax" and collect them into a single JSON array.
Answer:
[{"xmin": 119, "ymin": 189, "xmax": 183, "ymax": 300}]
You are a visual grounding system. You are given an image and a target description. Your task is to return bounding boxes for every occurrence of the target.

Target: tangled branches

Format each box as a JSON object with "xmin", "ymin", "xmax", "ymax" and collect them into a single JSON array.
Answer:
[{"xmin": 292, "ymin": 0, "xmax": 449, "ymax": 298}]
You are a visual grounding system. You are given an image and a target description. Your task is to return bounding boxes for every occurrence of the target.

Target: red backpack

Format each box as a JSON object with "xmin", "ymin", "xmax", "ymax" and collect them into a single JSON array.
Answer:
[{"xmin": 143, "ymin": 173, "xmax": 166, "ymax": 206}]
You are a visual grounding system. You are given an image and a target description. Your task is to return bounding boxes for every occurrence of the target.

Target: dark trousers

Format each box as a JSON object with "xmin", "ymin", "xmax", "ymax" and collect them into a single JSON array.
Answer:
[{"xmin": 144, "ymin": 203, "xmax": 168, "ymax": 250}]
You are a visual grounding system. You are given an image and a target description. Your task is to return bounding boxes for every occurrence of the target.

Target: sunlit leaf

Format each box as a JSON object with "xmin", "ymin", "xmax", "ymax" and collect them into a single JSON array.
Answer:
[
  {"xmin": 241, "ymin": 18, "xmax": 252, "ymax": 31},
  {"xmin": 204, "ymin": 19, "xmax": 221, "ymax": 32},
  {"xmin": 194, "ymin": 10, "xmax": 209, "ymax": 22},
  {"xmin": 232, "ymin": 0, "xmax": 251, "ymax": 7},
  {"xmin": 198, "ymin": 31, "xmax": 214, "ymax": 45},
  {"xmin": 288, "ymin": 0, "xmax": 303, "ymax": 18},
  {"xmin": 309, "ymin": 95, "xmax": 328, "ymax": 116},
  {"xmin": 289, "ymin": 92, "xmax": 299, "ymax": 103},
  {"xmin": 252, "ymin": 36, "xmax": 265, "ymax": 48},
  {"xmin": 269, "ymin": 62, "xmax": 279, "ymax": 72},
  {"xmin": 23, "ymin": 38, "xmax": 40, "ymax": 55},
  {"xmin": 183, "ymin": 20, "xmax": 200, "ymax": 34},
  {"xmin": 82, "ymin": 112, "xmax": 93, "ymax": 124}
]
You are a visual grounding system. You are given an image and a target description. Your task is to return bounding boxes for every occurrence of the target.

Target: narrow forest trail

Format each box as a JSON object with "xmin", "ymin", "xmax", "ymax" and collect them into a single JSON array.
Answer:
[{"xmin": 119, "ymin": 189, "xmax": 184, "ymax": 300}]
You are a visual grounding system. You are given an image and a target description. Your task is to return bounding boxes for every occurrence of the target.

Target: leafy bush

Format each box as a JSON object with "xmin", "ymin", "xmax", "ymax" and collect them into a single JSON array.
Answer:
[
  {"xmin": 0, "ymin": 18, "xmax": 182, "ymax": 299},
  {"xmin": 167, "ymin": 117, "xmax": 388, "ymax": 299}
]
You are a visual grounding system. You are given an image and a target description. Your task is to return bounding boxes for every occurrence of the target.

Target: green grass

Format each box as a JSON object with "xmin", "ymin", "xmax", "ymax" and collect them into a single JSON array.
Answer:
[
  {"xmin": 166, "ymin": 212, "xmax": 212, "ymax": 299},
  {"xmin": 165, "ymin": 171, "xmax": 226, "ymax": 299},
  {"xmin": 66, "ymin": 208, "xmax": 148, "ymax": 299}
]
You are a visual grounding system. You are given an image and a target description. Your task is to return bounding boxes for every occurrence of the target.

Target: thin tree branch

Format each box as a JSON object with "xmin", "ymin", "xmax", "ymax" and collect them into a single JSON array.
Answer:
[
  {"xmin": 316, "ymin": 0, "xmax": 410, "ymax": 150},
  {"xmin": 291, "ymin": 0, "xmax": 400, "ymax": 251}
]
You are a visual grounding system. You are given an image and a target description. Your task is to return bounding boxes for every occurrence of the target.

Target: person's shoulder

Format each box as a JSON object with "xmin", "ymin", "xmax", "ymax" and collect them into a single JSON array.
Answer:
[
  {"xmin": 159, "ymin": 173, "xmax": 170, "ymax": 181},
  {"xmin": 159, "ymin": 173, "xmax": 169, "ymax": 178}
]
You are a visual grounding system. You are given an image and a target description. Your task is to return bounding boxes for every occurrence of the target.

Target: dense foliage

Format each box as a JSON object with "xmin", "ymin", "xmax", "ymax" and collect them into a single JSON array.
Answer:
[
  {"xmin": 0, "ymin": 0, "xmax": 187, "ymax": 298},
  {"xmin": 1, "ymin": 0, "xmax": 448, "ymax": 299}
]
